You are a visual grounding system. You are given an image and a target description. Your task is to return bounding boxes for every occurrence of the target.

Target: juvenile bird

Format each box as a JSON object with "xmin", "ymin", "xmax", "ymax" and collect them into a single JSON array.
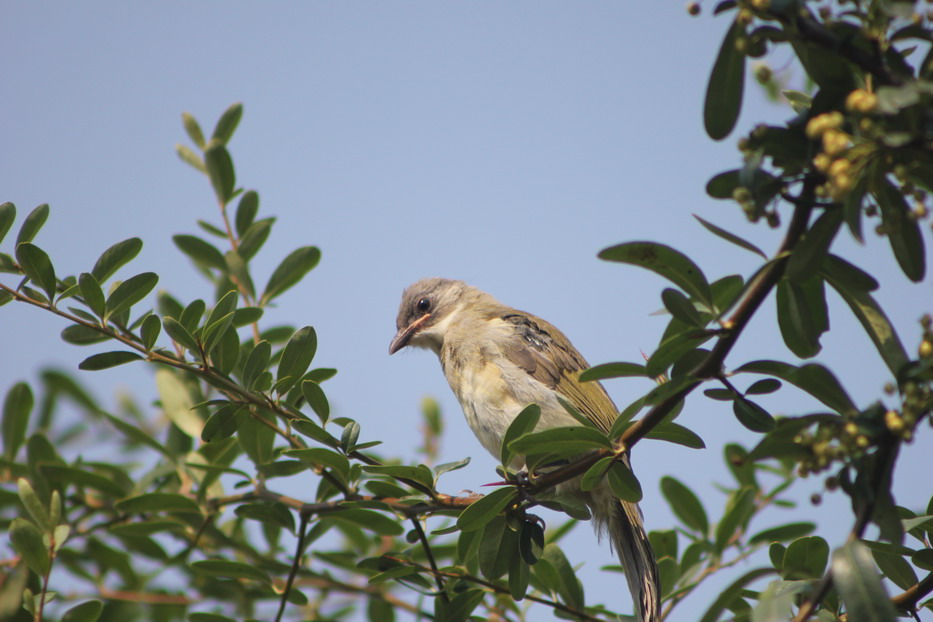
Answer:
[{"xmin": 389, "ymin": 277, "xmax": 659, "ymax": 622}]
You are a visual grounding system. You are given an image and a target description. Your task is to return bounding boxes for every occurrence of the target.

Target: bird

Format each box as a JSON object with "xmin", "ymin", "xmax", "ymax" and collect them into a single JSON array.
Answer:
[{"xmin": 389, "ymin": 277, "xmax": 660, "ymax": 622}]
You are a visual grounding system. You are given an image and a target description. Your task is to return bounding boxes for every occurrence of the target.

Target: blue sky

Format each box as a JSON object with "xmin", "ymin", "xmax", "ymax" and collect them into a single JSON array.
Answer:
[{"xmin": 2, "ymin": 3, "xmax": 929, "ymax": 619}]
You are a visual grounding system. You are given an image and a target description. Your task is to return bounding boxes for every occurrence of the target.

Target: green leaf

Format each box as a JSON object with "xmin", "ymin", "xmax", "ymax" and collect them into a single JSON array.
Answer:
[
  {"xmin": 140, "ymin": 314, "xmax": 161, "ymax": 350},
  {"xmin": 735, "ymin": 360, "xmax": 857, "ymax": 415},
  {"xmin": 104, "ymin": 272, "xmax": 158, "ymax": 320},
  {"xmin": 699, "ymin": 567, "xmax": 776, "ymax": 622},
  {"xmin": 102, "ymin": 411, "xmax": 170, "ymax": 457},
  {"xmin": 599, "ymin": 241, "xmax": 712, "ymax": 306},
  {"xmin": 661, "ymin": 288, "xmax": 705, "ymax": 327},
  {"xmin": 235, "ymin": 190, "xmax": 259, "ymax": 237},
  {"xmin": 191, "ymin": 559, "xmax": 269, "ymax": 583},
  {"xmin": 39, "ymin": 465, "xmax": 129, "ymax": 498},
  {"xmin": 508, "ymin": 425, "xmax": 610, "ymax": 457},
  {"xmin": 870, "ymin": 545, "xmax": 917, "ymax": 590},
  {"xmin": 286, "ymin": 447, "xmax": 349, "ymax": 482},
  {"xmin": 704, "ymin": 19, "xmax": 746, "ymax": 140},
  {"xmin": 91, "ymin": 238, "xmax": 143, "ymax": 283},
  {"xmin": 276, "ymin": 326, "xmax": 317, "ymax": 394},
  {"xmin": 211, "ymin": 102, "xmax": 243, "ymax": 144},
  {"xmin": 78, "ymin": 351, "xmax": 143, "ymax": 370},
  {"xmin": 18, "ymin": 478, "xmax": 49, "ymax": 529},
  {"xmin": 78, "ymin": 273, "xmax": 105, "ymax": 318},
  {"xmin": 201, "ymin": 403, "xmax": 245, "ymax": 442},
  {"xmin": 3, "ymin": 382, "xmax": 32, "ymax": 461},
  {"xmin": 61, "ymin": 324, "xmax": 110, "ymax": 345},
  {"xmin": 156, "ymin": 369, "xmax": 204, "ymax": 439},
  {"xmin": 232, "ymin": 306, "xmax": 263, "ymax": 327},
  {"xmin": 501, "ymin": 403, "xmax": 541, "ymax": 467},
  {"xmin": 16, "ymin": 243, "xmax": 57, "ymax": 301},
  {"xmin": 732, "ymin": 396, "xmax": 776, "ymax": 432},
  {"xmin": 202, "ymin": 289, "xmax": 238, "ymax": 351},
  {"xmin": 204, "ymin": 140, "xmax": 236, "ymax": 204},
  {"xmin": 706, "ymin": 169, "xmax": 741, "ymax": 199},
  {"xmin": 874, "ymin": 176, "xmax": 925, "ymax": 282},
  {"xmin": 786, "ymin": 208, "xmax": 843, "ymax": 283},
  {"xmin": 328, "ymin": 508, "xmax": 405, "ymax": 536},
  {"xmin": 776, "ymin": 278, "xmax": 823, "ymax": 359},
  {"xmin": 822, "ymin": 262, "xmax": 909, "ymax": 377},
  {"xmin": 478, "ymin": 516, "xmax": 514, "ymax": 580},
  {"xmin": 509, "ymin": 543, "xmax": 530, "ymax": 600},
  {"xmin": 832, "ymin": 541, "xmax": 896, "ymax": 622},
  {"xmin": 645, "ymin": 422, "xmax": 706, "ymax": 449},
  {"xmin": 607, "ymin": 459, "xmax": 643, "ymax": 502},
  {"xmin": 661, "ymin": 476, "xmax": 708, "ymax": 534},
  {"xmin": 242, "ymin": 340, "xmax": 271, "ymax": 390},
  {"xmin": 162, "ymin": 317, "xmax": 199, "ymax": 353},
  {"xmin": 715, "ymin": 487, "xmax": 756, "ymax": 553},
  {"xmin": 821, "ymin": 254, "xmax": 878, "ymax": 292},
  {"xmin": 711, "ymin": 273, "xmax": 745, "ymax": 313},
  {"xmin": 235, "ymin": 502, "xmax": 296, "ymax": 534},
  {"xmin": 579, "ymin": 456, "xmax": 614, "ymax": 492},
  {"xmin": 0, "ymin": 202, "xmax": 15, "ymax": 245},
  {"xmin": 360, "ymin": 464, "xmax": 434, "ymax": 490},
  {"xmin": 749, "ymin": 522, "xmax": 816, "ymax": 545},
  {"xmin": 694, "ymin": 215, "xmax": 766, "ymax": 258},
  {"xmin": 9, "ymin": 517, "xmax": 49, "ymax": 576},
  {"xmin": 16, "ymin": 203, "xmax": 49, "ymax": 245},
  {"xmin": 433, "ymin": 458, "xmax": 471, "ymax": 481},
  {"xmin": 746, "ymin": 378, "xmax": 781, "ymax": 395},
  {"xmin": 182, "ymin": 111, "xmax": 205, "ymax": 148},
  {"xmin": 912, "ymin": 548, "xmax": 933, "ymax": 571},
  {"xmin": 457, "ymin": 487, "xmax": 516, "ymax": 532},
  {"xmin": 301, "ymin": 380, "xmax": 330, "ymax": 421},
  {"xmin": 115, "ymin": 492, "xmax": 200, "ymax": 514},
  {"xmin": 261, "ymin": 246, "xmax": 322, "ymax": 305},
  {"xmin": 61, "ymin": 600, "xmax": 103, "ymax": 622},
  {"xmin": 173, "ymin": 234, "xmax": 226, "ymax": 270},
  {"xmin": 647, "ymin": 331, "xmax": 713, "ymax": 378},
  {"xmin": 579, "ymin": 362, "xmax": 647, "ymax": 382},
  {"xmin": 782, "ymin": 536, "xmax": 829, "ymax": 580},
  {"xmin": 211, "ymin": 325, "xmax": 242, "ymax": 374},
  {"xmin": 175, "ymin": 143, "xmax": 205, "ymax": 172},
  {"xmin": 541, "ymin": 543, "xmax": 584, "ymax": 609},
  {"xmin": 238, "ymin": 218, "xmax": 273, "ymax": 261}
]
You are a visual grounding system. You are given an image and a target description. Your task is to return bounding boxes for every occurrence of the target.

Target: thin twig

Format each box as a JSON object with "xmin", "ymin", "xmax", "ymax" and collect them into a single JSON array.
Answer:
[
  {"xmin": 275, "ymin": 513, "xmax": 309, "ymax": 622},
  {"xmin": 410, "ymin": 517, "xmax": 448, "ymax": 601},
  {"xmin": 382, "ymin": 555, "xmax": 607, "ymax": 622}
]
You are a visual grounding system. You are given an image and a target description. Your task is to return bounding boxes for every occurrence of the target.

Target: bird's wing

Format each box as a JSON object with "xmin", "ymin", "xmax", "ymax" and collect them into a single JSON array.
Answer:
[{"xmin": 497, "ymin": 312, "xmax": 618, "ymax": 434}]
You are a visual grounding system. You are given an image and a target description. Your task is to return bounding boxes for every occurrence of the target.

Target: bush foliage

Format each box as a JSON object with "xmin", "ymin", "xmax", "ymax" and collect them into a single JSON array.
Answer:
[{"xmin": 2, "ymin": 2, "xmax": 932, "ymax": 621}]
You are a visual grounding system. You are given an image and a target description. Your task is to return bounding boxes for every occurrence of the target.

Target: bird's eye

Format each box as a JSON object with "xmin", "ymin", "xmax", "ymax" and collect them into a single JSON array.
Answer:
[{"xmin": 417, "ymin": 297, "xmax": 431, "ymax": 313}]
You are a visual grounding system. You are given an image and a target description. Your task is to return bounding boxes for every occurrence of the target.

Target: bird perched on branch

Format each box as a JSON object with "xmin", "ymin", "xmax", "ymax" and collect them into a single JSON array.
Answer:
[{"xmin": 389, "ymin": 277, "xmax": 659, "ymax": 622}]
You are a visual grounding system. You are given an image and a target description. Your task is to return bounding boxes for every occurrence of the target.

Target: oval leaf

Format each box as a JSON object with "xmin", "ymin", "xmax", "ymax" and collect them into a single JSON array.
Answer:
[
  {"xmin": 599, "ymin": 241, "xmax": 712, "ymax": 305},
  {"xmin": 3, "ymin": 382, "xmax": 33, "ymax": 461},
  {"xmin": 191, "ymin": 559, "xmax": 269, "ymax": 583},
  {"xmin": 105, "ymin": 272, "xmax": 158, "ymax": 320},
  {"xmin": 16, "ymin": 203, "xmax": 49, "ymax": 246},
  {"xmin": 91, "ymin": 238, "xmax": 143, "ymax": 283},
  {"xmin": 457, "ymin": 487, "xmax": 517, "ymax": 532},
  {"xmin": 276, "ymin": 326, "xmax": 317, "ymax": 394},
  {"xmin": 115, "ymin": 492, "xmax": 200, "ymax": 514},
  {"xmin": 261, "ymin": 246, "xmax": 321, "ymax": 305},
  {"xmin": 16, "ymin": 242, "xmax": 57, "ymax": 301},
  {"xmin": 704, "ymin": 19, "xmax": 746, "ymax": 140},
  {"xmin": 661, "ymin": 475, "xmax": 709, "ymax": 534},
  {"xmin": 78, "ymin": 351, "xmax": 143, "ymax": 370}
]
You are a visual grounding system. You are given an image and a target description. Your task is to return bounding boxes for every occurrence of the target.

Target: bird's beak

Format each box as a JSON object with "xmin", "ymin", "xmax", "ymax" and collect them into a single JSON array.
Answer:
[{"xmin": 389, "ymin": 314, "xmax": 431, "ymax": 354}]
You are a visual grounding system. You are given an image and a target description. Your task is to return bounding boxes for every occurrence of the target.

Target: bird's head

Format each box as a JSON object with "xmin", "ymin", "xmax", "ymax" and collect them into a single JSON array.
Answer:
[{"xmin": 389, "ymin": 277, "xmax": 476, "ymax": 354}]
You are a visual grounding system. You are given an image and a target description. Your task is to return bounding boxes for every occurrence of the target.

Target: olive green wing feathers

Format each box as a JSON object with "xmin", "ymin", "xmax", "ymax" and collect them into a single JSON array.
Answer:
[{"xmin": 498, "ymin": 312, "xmax": 618, "ymax": 434}]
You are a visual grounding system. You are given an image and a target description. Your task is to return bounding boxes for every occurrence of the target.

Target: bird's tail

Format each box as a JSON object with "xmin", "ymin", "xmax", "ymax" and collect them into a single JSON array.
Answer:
[{"xmin": 610, "ymin": 498, "xmax": 661, "ymax": 622}]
